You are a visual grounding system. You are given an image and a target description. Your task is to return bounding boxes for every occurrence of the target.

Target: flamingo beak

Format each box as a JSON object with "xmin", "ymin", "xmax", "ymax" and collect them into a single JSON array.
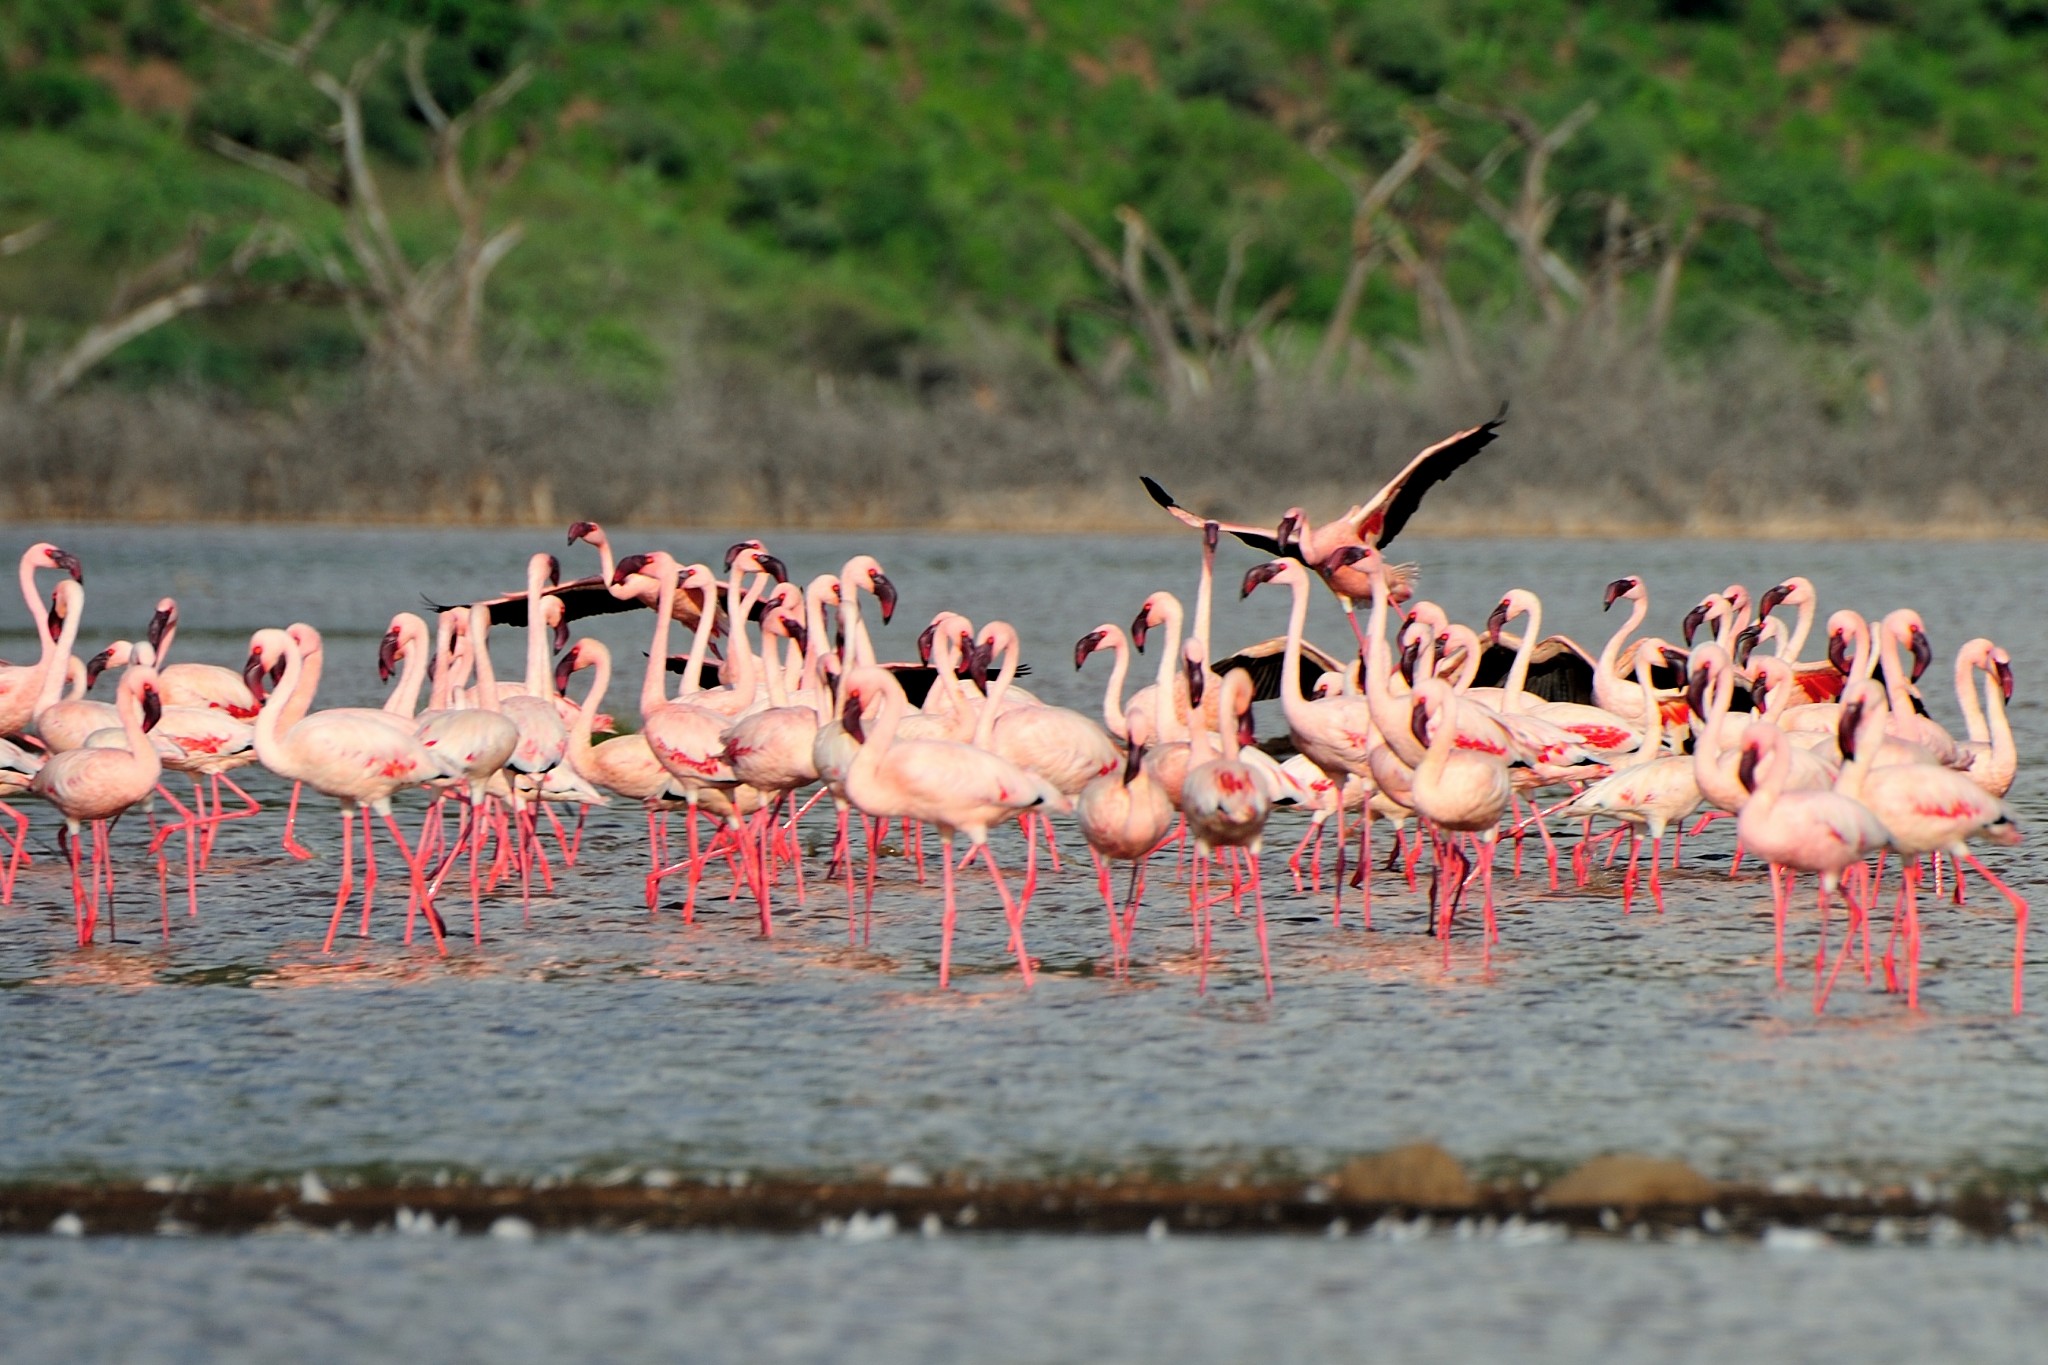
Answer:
[
  {"xmin": 612, "ymin": 553, "xmax": 652, "ymax": 584},
  {"xmin": 1408, "ymin": 700, "xmax": 1432, "ymax": 749},
  {"xmin": 1686, "ymin": 666, "xmax": 1710, "ymax": 720},
  {"xmin": 567, "ymin": 521, "xmax": 596, "ymax": 546},
  {"xmin": 1237, "ymin": 703, "xmax": 1255, "ymax": 750},
  {"xmin": 1203, "ymin": 520, "xmax": 1220, "ymax": 553},
  {"xmin": 1074, "ymin": 630, "xmax": 1105, "ymax": 669},
  {"xmin": 1398, "ymin": 634, "xmax": 1423, "ymax": 684},
  {"xmin": 1838, "ymin": 699, "xmax": 1862, "ymax": 760},
  {"xmin": 1827, "ymin": 629, "xmax": 1852, "ymax": 676},
  {"xmin": 243, "ymin": 649, "xmax": 267, "ymax": 698},
  {"xmin": 1603, "ymin": 578, "xmax": 1633, "ymax": 610},
  {"xmin": 546, "ymin": 555, "xmax": 561, "ymax": 588},
  {"xmin": 917, "ymin": 622, "xmax": 939, "ymax": 666},
  {"xmin": 1185, "ymin": 657, "xmax": 1205, "ymax": 710},
  {"xmin": 554, "ymin": 647, "xmax": 579, "ymax": 694},
  {"xmin": 1737, "ymin": 744, "xmax": 1760, "ymax": 793},
  {"xmin": 841, "ymin": 690, "xmax": 866, "ymax": 743},
  {"xmin": 1485, "ymin": 600, "xmax": 1510, "ymax": 645},
  {"xmin": 1734, "ymin": 623, "xmax": 1761, "ymax": 666},
  {"xmin": 722, "ymin": 542, "xmax": 751, "ymax": 571},
  {"xmin": 756, "ymin": 554, "xmax": 790, "ymax": 585},
  {"xmin": 870, "ymin": 570, "xmax": 896, "ymax": 623},
  {"xmin": 1997, "ymin": 657, "xmax": 2015, "ymax": 701},
  {"xmin": 378, "ymin": 628, "xmax": 402, "ymax": 683},
  {"xmin": 784, "ymin": 622, "xmax": 808, "ymax": 652},
  {"xmin": 1759, "ymin": 584, "xmax": 1792, "ymax": 618},
  {"xmin": 1240, "ymin": 561, "xmax": 1285, "ymax": 598},
  {"xmin": 1681, "ymin": 603, "xmax": 1709, "ymax": 646},
  {"xmin": 141, "ymin": 686, "xmax": 162, "ymax": 733},
  {"xmin": 1123, "ymin": 740, "xmax": 1145, "ymax": 784},
  {"xmin": 552, "ymin": 619, "xmax": 571, "ymax": 655},
  {"xmin": 147, "ymin": 605, "xmax": 174, "ymax": 652},
  {"xmin": 85, "ymin": 647, "xmax": 114, "ymax": 689},
  {"xmin": 52, "ymin": 548, "xmax": 83, "ymax": 584},
  {"xmin": 1909, "ymin": 627, "xmax": 1933, "ymax": 682},
  {"xmin": 1130, "ymin": 604, "xmax": 1152, "ymax": 651},
  {"xmin": 45, "ymin": 600, "xmax": 61, "ymax": 639}
]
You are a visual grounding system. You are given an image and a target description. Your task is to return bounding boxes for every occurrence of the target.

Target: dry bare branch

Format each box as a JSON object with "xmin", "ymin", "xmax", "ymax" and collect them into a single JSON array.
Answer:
[{"xmin": 0, "ymin": 221, "xmax": 55, "ymax": 258}]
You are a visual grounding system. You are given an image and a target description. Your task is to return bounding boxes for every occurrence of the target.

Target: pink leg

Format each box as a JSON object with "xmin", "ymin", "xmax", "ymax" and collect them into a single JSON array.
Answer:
[
  {"xmin": 381, "ymin": 810, "xmax": 446, "ymax": 955},
  {"xmin": 1960, "ymin": 853, "xmax": 2029, "ymax": 1014},
  {"xmin": 283, "ymin": 782, "xmax": 313, "ymax": 860},
  {"xmin": 1249, "ymin": 850, "xmax": 1272, "ymax": 999},
  {"xmin": 323, "ymin": 807, "xmax": 355, "ymax": 954},
  {"xmin": 359, "ymin": 805, "xmax": 379, "ymax": 938},
  {"xmin": 937, "ymin": 833, "xmax": 959, "ymax": 989}
]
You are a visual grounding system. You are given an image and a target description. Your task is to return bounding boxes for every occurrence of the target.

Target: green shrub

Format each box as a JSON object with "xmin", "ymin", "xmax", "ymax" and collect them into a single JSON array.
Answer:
[
  {"xmin": 602, "ymin": 107, "xmax": 692, "ymax": 181},
  {"xmin": 1172, "ymin": 18, "xmax": 1279, "ymax": 111},
  {"xmin": 0, "ymin": 67, "xmax": 115, "ymax": 129},
  {"xmin": 1343, "ymin": 5, "xmax": 1450, "ymax": 95},
  {"xmin": 1854, "ymin": 50, "xmax": 1941, "ymax": 126}
]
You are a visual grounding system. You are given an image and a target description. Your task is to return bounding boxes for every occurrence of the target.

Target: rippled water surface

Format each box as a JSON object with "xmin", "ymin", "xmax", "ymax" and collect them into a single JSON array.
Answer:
[{"xmin": 6, "ymin": 527, "xmax": 2048, "ymax": 1356}]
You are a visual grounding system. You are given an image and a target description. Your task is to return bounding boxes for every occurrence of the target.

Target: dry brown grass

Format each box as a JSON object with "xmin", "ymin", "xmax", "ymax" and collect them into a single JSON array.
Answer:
[{"xmin": 2, "ymin": 311, "xmax": 2042, "ymax": 536}]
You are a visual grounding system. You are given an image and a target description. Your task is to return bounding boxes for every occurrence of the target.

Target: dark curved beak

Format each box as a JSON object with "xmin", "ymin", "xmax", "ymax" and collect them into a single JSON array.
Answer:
[
  {"xmin": 1733, "ymin": 623, "xmax": 1761, "ymax": 667},
  {"xmin": 378, "ymin": 628, "xmax": 402, "ymax": 683},
  {"xmin": 567, "ymin": 520, "xmax": 597, "ymax": 546},
  {"xmin": 1185, "ymin": 656, "xmax": 1205, "ymax": 711},
  {"xmin": 1408, "ymin": 699, "xmax": 1432, "ymax": 749},
  {"xmin": 1399, "ymin": 634, "xmax": 1423, "ymax": 685},
  {"xmin": 754, "ymin": 554, "xmax": 789, "ymax": 586},
  {"xmin": 1686, "ymin": 666, "xmax": 1710, "ymax": 720},
  {"xmin": 554, "ymin": 648, "xmax": 579, "ymax": 694},
  {"xmin": 1485, "ymin": 601, "xmax": 1510, "ymax": 645},
  {"xmin": 552, "ymin": 618, "xmax": 571, "ymax": 655},
  {"xmin": 916, "ymin": 622, "xmax": 939, "ymax": 667},
  {"xmin": 1660, "ymin": 645, "xmax": 1689, "ymax": 671},
  {"xmin": 1997, "ymin": 657, "xmax": 2015, "ymax": 701},
  {"xmin": 1074, "ymin": 630, "xmax": 1105, "ymax": 670},
  {"xmin": 1130, "ymin": 605, "xmax": 1152, "ymax": 652},
  {"xmin": 870, "ymin": 571, "xmax": 896, "ymax": 623},
  {"xmin": 1837, "ymin": 699, "xmax": 1863, "ymax": 760},
  {"xmin": 1827, "ymin": 629, "xmax": 1852, "ymax": 676},
  {"xmin": 1737, "ymin": 744, "xmax": 1760, "ymax": 793},
  {"xmin": 1240, "ymin": 561, "xmax": 1285, "ymax": 599},
  {"xmin": 45, "ymin": 600, "xmax": 61, "ymax": 640},
  {"xmin": 1758, "ymin": 584, "xmax": 1792, "ymax": 618},
  {"xmin": 1123, "ymin": 740, "xmax": 1145, "ymax": 785},
  {"xmin": 141, "ymin": 686, "xmax": 162, "ymax": 733},
  {"xmin": 1681, "ymin": 603, "xmax": 1710, "ymax": 647},
  {"xmin": 1603, "ymin": 578, "xmax": 1632, "ymax": 610},
  {"xmin": 1909, "ymin": 627, "xmax": 1932, "ymax": 682},
  {"xmin": 52, "ymin": 548, "xmax": 83, "ymax": 584},
  {"xmin": 243, "ymin": 649, "xmax": 268, "ymax": 698},
  {"xmin": 1236, "ymin": 701, "xmax": 1255, "ymax": 751},
  {"xmin": 147, "ymin": 605, "xmax": 174, "ymax": 653},
  {"xmin": 841, "ymin": 690, "xmax": 866, "ymax": 744},
  {"xmin": 1203, "ymin": 520, "xmax": 1220, "ymax": 553},
  {"xmin": 784, "ymin": 621, "xmax": 808, "ymax": 652},
  {"xmin": 722, "ymin": 542, "xmax": 750, "ymax": 572},
  {"xmin": 612, "ymin": 553, "xmax": 653, "ymax": 584},
  {"xmin": 86, "ymin": 648, "xmax": 115, "ymax": 689},
  {"xmin": 546, "ymin": 555, "xmax": 561, "ymax": 588}
]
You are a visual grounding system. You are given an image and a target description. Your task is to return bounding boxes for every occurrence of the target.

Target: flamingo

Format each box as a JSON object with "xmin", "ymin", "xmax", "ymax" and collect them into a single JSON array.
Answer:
[
  {"xmin": 247, "ymin": 628, "xmax": 449, "ymax": 955},
  {"xmin": 1180, "ymin": 669, "xmax": 1276, "ymax": 996},
  {"xmin": 1950, "ymin": 638, "xmax": 2016, "ymax": 797},
  {"xmin": 1406, "ymin": 677, "xmax": 1512, "ymax": 948},
  {"xmin": 0, "ymin": 541, "xmax": 84, "ymax": 738},
  {"xmin": 838, "ymin": 666, "xmax": 1063, "ymax": 989},
  {"xmin": 134, "ymin": 599, "xmax": 260, "ymax": 717},
  {"xmin": 1074, "ymin": 736, "xmax": 1174, "ymax": 976},
  {"xmin": 31, "ymin": 659, "xmax": 163, "ymax": 946},
  {"xmin": 1832, "ymin": 692, "xmax": 2026, "ymax": 1012},
  {"xmin": 556, "ymin": 636, "xmax": 693, "ymax": 914}
]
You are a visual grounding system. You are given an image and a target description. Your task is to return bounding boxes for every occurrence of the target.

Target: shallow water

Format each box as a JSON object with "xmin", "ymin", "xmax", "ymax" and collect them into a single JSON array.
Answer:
[{"xmin": 7, "ymin": 1232, "xmax": 2048, "ymax": 1365}]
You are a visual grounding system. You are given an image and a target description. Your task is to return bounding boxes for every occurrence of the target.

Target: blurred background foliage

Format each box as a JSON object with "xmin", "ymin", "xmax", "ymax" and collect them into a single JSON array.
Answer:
[{"xmin": 0, "ymin": 0, "xmax": 2044, "ymax": 404}]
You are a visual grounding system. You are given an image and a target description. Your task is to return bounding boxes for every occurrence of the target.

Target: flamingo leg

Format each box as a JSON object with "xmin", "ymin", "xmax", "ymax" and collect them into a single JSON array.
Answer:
[
  {"xmin": 937, "ymin": 832, "xmax": 959, "ymax": 990},
  {"xmin": 1959, "ymin": 853, "xmax": 2029, "ymax": 1015},
  {"xmin": 979, "ymin": 845, "xmax": 1033, "ymax": 987},
  {"xmin": 282, "ymin": 781, "xmax": 313, "ymax": 860},
  {"xmin": 322, "ymin": 806, "xmax": 355, "ymax": 954},
  {"xmin": 0, "ymin": 799, "xmax": 28, "ymax": 905},
  {"xmin": 1249, "ymin": 849, "xmax": 1272, "ymax": 999},
  {"xmin": 381, "ymin": 809, "xmax": 446, "ymax": 955},
  {"xmin": 360, "ymin": 805, "xmax": 379, "ymax": 938}
]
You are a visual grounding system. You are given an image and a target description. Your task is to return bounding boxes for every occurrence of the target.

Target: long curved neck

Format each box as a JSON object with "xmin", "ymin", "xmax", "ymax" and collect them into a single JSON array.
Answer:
[
  {"xmin": 679, "ymin": 578, "xmax": 719, "ymax": 695},
  {"xmin": 384, "ymin": 624, "xmax": 430, "ymax": 716},
  {"xmin": 1780, "ymin": 597, "xmax": 1813, "ymax": 663},
  {"xmin": 1694, "ymin": 659, "xmax": 1735, "ymax": 770},
  {"xmin": 848, "ymin": 685, "xmax": 905, "ymax": 783},
  {"xmin": 641, "ymin": 563, "xmax": 679, "ymax": 721},
  {"xmin": 1955, "ymin": 646, "xmax": 1989, "ymax": 744},
  {"xmin": 467, "ymin": 608, "xmax": 501, "ymax": 710},
  {"xmin": 117, "ymin": 677, "xmax": 159, "ymax": 772},
  {"xmin": 430, "ymin": 613, "xmax": 460, "ymax": 711},
  {"xmin": 155, "ymin": 617, "xmax": 178, "ymax": 666},
  {"xmin": 1596, "ymin": 594, "xmax": 1648, "ymax": 692},
  {"xmin": 1501, "ymin": 597, "xmax": 1540, "ymax": 710},
  {"xmin": 971, "ymin": 634, "xmax": 1020, "ymax": 749},
  {"xmin": 1982, "ymin": 662, "xmax": 2014, "ymax": 766},
  {"xmin": 524, "ymin": 566, "xmax": 553, "ymax": 698},
  {"xmin": 281, "ymin": 635, "xmax": 322, "ymax": 730},
  {"xmin": 1273, "ymin": 572, "xmax": 1321, "ymax": 736},
  {"xmin": 1416, "ymin": 692, "xmax": 1454, "ymax": 786},
  {"xmin": 587, "ymin": 530, "xmax": 623, "ymax": 599},
  {"xmin": 32, "ymin": 598, "xmax": 81, "ymax": 716},
  {"xmin": 1097, "ymin": 635, "xmax": 1130, "ymax": 739},
  {"xmin": 1876, "ymin": 621, "xmax": 1913, "ymax": 717},
  {"xmin": 1193, "ymin": 537, "xmax": 1215, "ymax": 662},
  {"xmin": 254, "ymin": 639, "xmax": 305, "ymax": 764},
  {"xmin": 1153, "ymin": 601, "xmax": 1186, "ymax": 725},
  {"xmin": 1362, "ymin": 570, "xmax": 1413, "ymax": 742},
  {"xmin": 569, "ymin": 643, "xmax": 612, "ymax": 763},
  {"xmin": 721, "ymin": 576, "xmax": 769, "ymax": 701},
  {"xmin": 762, "ymin": 630, "xmax": 789, "ymax": 708},
  {"xmin": 19, "ymin": 554, "xmax": 53, "ymax": 650},
  {"xmin": 1634, "ymin": 651, "xmax": 1663, "ymax": 753}
]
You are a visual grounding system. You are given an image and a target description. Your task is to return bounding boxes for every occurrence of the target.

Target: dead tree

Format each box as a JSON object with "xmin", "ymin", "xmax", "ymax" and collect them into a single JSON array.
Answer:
[
  {"xmin": 1304, "ymin": 120, "xmax": 1441, "ymax": 389},
  {"xmin": 1053, "ymin": 205, "xmax": 1293, "ymax": 411},
  {"xmin": 196, "ymin": 4, "xmax": 533, "ymax": 383}
]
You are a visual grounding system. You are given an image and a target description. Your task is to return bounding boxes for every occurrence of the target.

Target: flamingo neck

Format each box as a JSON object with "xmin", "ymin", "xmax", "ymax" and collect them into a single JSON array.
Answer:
[
  {"xmin": 31, "ymin": 594, "xmax": 81, "ymax": 718},
  {"xmin": 1875, "ymin": 620, "xmax": 1913, "ymax": 718},
  {"xmin": 1097, "ymin": 634, "xmax": 1130, "ymax": 740},
  {"xmin": 762, "ymin": 630, "xmax": 789, "ymax": 709},
  {"xmin": 971, "ymin": 632, "xmax": 1020, "ymax": 749},
  {"xmin": 1982, "ymin": 663, "xmax": 2014, "ymax": 766},
  {"xmin": 1595, "ymin": 593, "xmax": 1648, "ymax": 696},
  {"xmin": 569, "ymin": 642, "xmax": 612, "ymax": 759},
  {"xmin": 1501, "ymin": 596, "xmax": 1540, "ymax": 711},
  {"xmin": 254, "ymin": 637, "xmax": 305, "ymax": 765},
  {"xmin": 523, "ymin": 563, "xmax": 553, "ymax": 698},
  {"xmin": 19, "ymin": 552, "xmax": 52, "ymax": 651},
  {"xmin": 117, "ymin": 675, "xmax": 160, "ymax": 778},
  {"xmin": 1193, "ymin": 539, "xmax": 1215, "ymax": 663},
  {"xmin": 384, "ymin": 623, "xmax": 429, "ymax": 716},
  {"xmin": 430, "ymin": 613, "xmax": 460, "ymax": 711},
  {"xmin": 641, "ymin": 560, "xmax": 679, "ymax": 721},
  {"xmin": 1954, "ymin": 646, "xmax": 1989, "ymax": 744},
  {"xmin": 679, "ymin": 578, "xmax": 719, "ymax": 695},
  {"xmin": 1780, "ymin": 596, "xmax": 1813, "ymax": 663},
  {"xmin": 1152, "ymin": 600, "xmax": 1185, "ymax": 731},
  {"xmin": 467, "ymin": 608, "xmax": 501, "ymax": 710}
]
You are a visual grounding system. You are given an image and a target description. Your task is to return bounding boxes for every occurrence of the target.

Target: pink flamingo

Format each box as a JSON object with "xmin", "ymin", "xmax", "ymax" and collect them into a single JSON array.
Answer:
[
  {"xmin": 1562, "ymin": 640, "xmax": 1702, "ymax": 914},
  {"xmin": 139, "ymin": 599, "xmax": 260, "ymax": 717},
  {"xmin": 556, "ymin": 636, "xmax": 690, "ymax": 910},
  {"xmin": 0, "ymin": 542, "xmax": 84, "ymax": 738},
  {"xmin": 248, "ymin": 628, "xmax": 448, "ymax": 955},
  {"xmin": 1406, "ymin": 677, "xmax": 1512, "ymax": 948},
  {"xmin": 1950, "ymin": 638, "xmax": 2016, "ymax": 797},
  {"xmin": 1181, "ymin": 669, "xmax": 1276, "ymax": 995},
  {"xmin": 31, "ymin": 660, "xmax": 163, "ymax": 947},
  {"xmin": 838, "ymin": 666, "xmax": 1063, "ymax": 989},
  {"xmin": 1733, "ymin": 721, "xmax": 1889, "ymax": 1000},
  {"xmin": 1075, "ymin": 735, "xmax": 1174, "ymax": 977}
]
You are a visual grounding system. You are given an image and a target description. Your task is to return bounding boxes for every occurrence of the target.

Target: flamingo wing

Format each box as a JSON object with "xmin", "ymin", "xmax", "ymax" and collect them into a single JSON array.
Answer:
[
  {"xmin": 1339, "ymin": 404, "xmax": 1508, "ymax": 549},
  {"xmin": 1210, "ymin": 636, "xmax": 1343, "ymax": 702},
  {"xmin": 1137, "ymin": 477, "xmax": 1289, "ymax": 556}
]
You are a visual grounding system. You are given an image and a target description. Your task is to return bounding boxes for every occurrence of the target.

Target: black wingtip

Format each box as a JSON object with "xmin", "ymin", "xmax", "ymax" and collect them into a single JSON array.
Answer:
[
  {"xmin": 1139, "ymin": 475, "xmax": 1179, "ymax": 511},
  {"xmin": 421, "ymin": 595, "xmax": 463, "ymax": 614}
]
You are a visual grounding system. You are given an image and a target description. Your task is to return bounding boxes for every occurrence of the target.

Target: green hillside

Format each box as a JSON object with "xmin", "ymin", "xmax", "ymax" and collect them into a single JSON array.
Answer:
[{"xmin": 2, "ymin": 0, "xmax": 2046, "ymax": 402}]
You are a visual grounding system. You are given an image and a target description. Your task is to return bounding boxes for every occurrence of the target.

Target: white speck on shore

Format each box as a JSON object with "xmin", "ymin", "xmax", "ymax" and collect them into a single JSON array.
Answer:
[
  {"xmin": 50, "ymin": 1212, "xmax": 83, "ymax": 1237},
  {"xmin": 1763, "ymin": 1226, "xmax": 1830, "ymax": 1252},
  {"xmin": 488, "ymin": 1216, "xmax": 537, "ymax": 1242},
  {"xmin": 299, "ymin": 1171, "xmax": 332, "ymax": 1205}
]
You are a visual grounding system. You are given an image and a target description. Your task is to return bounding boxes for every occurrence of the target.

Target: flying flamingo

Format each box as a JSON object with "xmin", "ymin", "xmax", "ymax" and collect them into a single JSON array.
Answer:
[
  {"xmin": 31, "ymin": 660, "xmax": 163, "ymax": 947},
  {"xmin": 247, "ymin": 628, "xmax": 449, "ymax": 955},
  {"xmin": 838, "ymin": 666, "xmax": 1063, "ymax": 990}
]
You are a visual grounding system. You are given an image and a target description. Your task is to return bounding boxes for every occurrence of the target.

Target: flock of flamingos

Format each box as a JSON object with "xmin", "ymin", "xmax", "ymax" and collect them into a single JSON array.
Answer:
[{"xmin": 0, "ymin": 414, "xmax": 2028, "ymax": 1015}]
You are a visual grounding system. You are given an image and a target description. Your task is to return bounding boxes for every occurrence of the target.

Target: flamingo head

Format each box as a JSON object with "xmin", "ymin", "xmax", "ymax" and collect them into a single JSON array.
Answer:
[
  {"xmin": 1122, "ymin": 738, "xmax": 1145, "ymax": 785},
  {"xmin": 1732, "ymin": 622, "xmax": 1762, "ymax": 667},
  {"xmin": 1993, "ymin": 647, "xmax": 2015, "ymax": 701},
  {"xmin": 1680, "ymin": 595, "xmax": 1719, "ymax": 647},
  {"xmin": 612, "ymin": 552, "xmax": 654, "ymax": 585},
  {"xmin": 1130, "ymin": 594, "xmax": 1162, "ymax": 650},
  {"xmin": 139, "ymin": 680, "xmax": 162, "ymax": 734},
  {"xmin": 1408, "ymin": 690, "xmax": 1435, "ymax": 748},
  {"xmin": 1275, "ymin": 509, "xmax": 1306, "ymax": 553},
  {"xmin": 553, "ymin": 640, "xmax": 589, "ymax": 694},
  {"xmin": 146, "ymin": 599, "xmax": 177, "ymax": 653},
  {"xmin": 1736, "ymin": 736, "xmax": 1762, "ymax": 793},
  {"xmin": 1485, "ymin": 594, "xmax": 1521, "ymax": 645},
  {"xmin": 1182, "ymin": 640, "xmax": 1207, "ymax": 711},
  {"xmin": 1324, "ymin": 545, "xmax": 1378, "ymax": 575},
  {"xmin": 1722, "ymin": 583, "xmax": 1751, "ymax": 617},
  {"xmin": 1236, "ymin": 693, "xmax": 1256, "ymax": 751},
  {"xmin": 867, "ymin": 568, "xmax": 897, "ymax": 623},
  {"xmin": 840, "ymin": 683, "xmax": 868, "ymax": 743},
  {"xmin": 916, "ymin": 621, "xmax": 940, "ymax": 666},
  {"xmin": 567, "ymin": 520, "xmax": 601, "ymax": 547},
  {"xmin": 1758, "ymin": 577, "xmax": 1807, "ymax": 618},
  {"xmin": 723, "ymin": 539, "xmax": 767, "ymax": 571},
  {"xmin": 1203, "ymin": 520, "xmax": 1221, "ymax": 553},
  {"xmin": 378, "ymin": 624, "xmax": 404, "ymax": 682},
  {"xmin": 1074, "ymin": 627, "xmax": 1108, "ymax": 670},
  {"xmin": 1890, "ymin": 610, "xmax": 1934, "ymax": 681},
  {"xmin": 1397, "ymin": 624, "xmax": 1426, "ymax": 685},
  {"xmin": 27, "ymin": 543, "xmax": 84, "ymax": 585},
  {"xmin": 1239, "ymin": 559, "xmax": 1291, "ymax": 600},
  {"xmin": 84, "ymin": 642, "xmax": 129, "ymax": 690},
  {"xmin": 1603, "ymin": 577, "xmax": 1642, "ymax": 610}
]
